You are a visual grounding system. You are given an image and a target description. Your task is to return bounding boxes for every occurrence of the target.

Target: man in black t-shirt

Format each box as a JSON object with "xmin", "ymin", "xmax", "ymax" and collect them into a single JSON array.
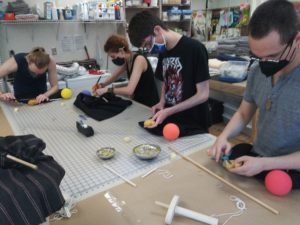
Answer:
[{"xmin": 129, "ymin": 11, "xmax": 211, "ymax": 135}]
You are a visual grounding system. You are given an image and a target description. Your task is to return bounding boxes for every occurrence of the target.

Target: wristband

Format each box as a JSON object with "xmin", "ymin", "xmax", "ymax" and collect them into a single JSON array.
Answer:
[{"xmin": 107, "ymin": 87, "xmax": 114, "ymax": 94}]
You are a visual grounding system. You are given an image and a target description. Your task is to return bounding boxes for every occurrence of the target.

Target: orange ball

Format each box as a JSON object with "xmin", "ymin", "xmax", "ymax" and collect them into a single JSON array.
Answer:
[
  {"xmin": 265, "ymin": 170, "xmax": 292, "ymax": 196},
  {"xmin": 163, "ymin": 123, "xmax": 180, "ymax": 141}
]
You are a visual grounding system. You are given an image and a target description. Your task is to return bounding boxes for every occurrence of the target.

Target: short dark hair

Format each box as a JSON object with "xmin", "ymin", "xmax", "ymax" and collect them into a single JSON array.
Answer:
[
  {"xmin": 248, "ymin": 0, "xmax": 300, "ymax": 44},
  {"xmin": 128, "ymin": 10, "xmax": 168, "ymax": 47}
]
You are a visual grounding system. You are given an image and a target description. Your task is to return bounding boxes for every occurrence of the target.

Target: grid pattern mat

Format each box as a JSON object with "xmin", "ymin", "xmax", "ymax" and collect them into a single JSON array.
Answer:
[{"xmin": 1, "ymin": 97, "xmax": 215, "ymax": 200}]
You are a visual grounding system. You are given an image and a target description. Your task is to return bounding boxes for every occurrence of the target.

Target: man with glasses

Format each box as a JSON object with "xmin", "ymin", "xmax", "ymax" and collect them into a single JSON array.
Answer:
[
  {"xmin": 209, "ymin": 0, "xmax": 300, "ymax": 189},
  {"xmin": 128, "ymin": 11, "xmax": 211, "ymax": 136}
]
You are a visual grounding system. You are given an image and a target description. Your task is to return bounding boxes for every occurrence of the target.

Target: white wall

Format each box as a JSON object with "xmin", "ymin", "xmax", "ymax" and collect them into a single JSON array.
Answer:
[
  {"xmin": 0, "ymin": 1, "xmax": 125, "ymax": 69},
  {"xmin": 0, "ymin": 22, "xmax": 124, "ymax": 68}
]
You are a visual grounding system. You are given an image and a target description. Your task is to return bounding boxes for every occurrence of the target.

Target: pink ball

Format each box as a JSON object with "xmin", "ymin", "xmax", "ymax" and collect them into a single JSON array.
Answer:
[
  {"xmin": 265, "ymin": 170, "xmax": 292, "ymax": 196},
  {"xmin": 163, "ymin": 123, "xmax": 180, "ymax": 141}
]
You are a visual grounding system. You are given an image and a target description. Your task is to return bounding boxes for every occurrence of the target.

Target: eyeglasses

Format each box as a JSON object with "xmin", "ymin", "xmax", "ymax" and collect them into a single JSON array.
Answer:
[
  {"xmin": 248, "ymin": 37, "xmax": 296, "ymax": 70},
  {"xmin": 249, "ymin": 37, "xmax": 295, "ymax": 63}
]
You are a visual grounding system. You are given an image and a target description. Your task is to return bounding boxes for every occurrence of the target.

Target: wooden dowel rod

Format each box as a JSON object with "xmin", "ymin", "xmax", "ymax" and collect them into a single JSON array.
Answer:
[
  {"xmin": 6, "ymin": 154, "xmax": 38, "ymax": 170},
  {"xmin": 168, "ymin": 146, "xmax": 279, "ymax": 215},
  {"xmin": 155, "ymin": 201, "xmax": 169, "ymax": 209}
]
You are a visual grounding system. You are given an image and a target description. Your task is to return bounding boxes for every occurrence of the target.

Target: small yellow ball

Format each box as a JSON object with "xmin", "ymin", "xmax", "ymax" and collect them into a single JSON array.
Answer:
[{"xmin": 61, "ymin": 88, "xmax": 73, "ymax": 99}]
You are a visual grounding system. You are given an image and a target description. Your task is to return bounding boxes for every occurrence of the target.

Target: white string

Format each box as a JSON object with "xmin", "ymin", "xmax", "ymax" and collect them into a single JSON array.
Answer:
[
  {"xmin": 50, "ymin": 208, "xmax": 78, "ymax": 221},
  {"xmin": 211, "ymin": 195, "xmax": 246, "ymax": 225}
]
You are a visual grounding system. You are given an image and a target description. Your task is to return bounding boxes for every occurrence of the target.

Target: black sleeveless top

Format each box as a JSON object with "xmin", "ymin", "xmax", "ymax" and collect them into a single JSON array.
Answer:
[
  {"xmin": 126, "ymin": 54, "xmax": 159, "ymax": 107},
  {"xmin": 13, "ymin": 53, "xmax": 47, "ymax": 99}
]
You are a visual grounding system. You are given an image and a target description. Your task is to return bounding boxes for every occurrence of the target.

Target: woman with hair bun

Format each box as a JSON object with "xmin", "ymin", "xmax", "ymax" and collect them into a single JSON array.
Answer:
[
  {"xmin": 93, "ymin": 34, "xmax": 159, "ymax": 107},
  {"xmin": 0, "ymin": 47, "xmax": 58, "ymax": 104}
]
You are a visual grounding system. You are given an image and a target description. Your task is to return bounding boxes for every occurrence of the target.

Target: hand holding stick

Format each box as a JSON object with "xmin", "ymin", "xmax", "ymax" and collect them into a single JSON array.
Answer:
[{"xmin": 168, "ymin": 146, "xmax": 279, "ymax": 215}]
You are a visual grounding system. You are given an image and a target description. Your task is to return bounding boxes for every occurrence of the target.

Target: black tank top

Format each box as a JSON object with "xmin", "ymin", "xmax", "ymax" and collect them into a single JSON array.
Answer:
[
  {"xmin": 13, "ymin": 53, "xmax": 47, "ymax": 99},
  {"xmin": 126, "ymin": 54, "xmax": 159, "ymax": 107}
]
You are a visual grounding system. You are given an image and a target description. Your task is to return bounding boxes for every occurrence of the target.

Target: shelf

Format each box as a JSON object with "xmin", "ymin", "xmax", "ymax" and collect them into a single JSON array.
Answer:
[
  {"xmin": 125, "ymin": 6, "xmax": 159, "ymax": 9},
  {"xmin": 162, "ymin": 4, "xmax": 191, "ymax": 7},
  {"xmin": 163, "ymin": 19, "xmax": 191, "ymax": 22},
  {"xmin": 0, "ymin": 20, "xmax": 125, "ymax": 25}
]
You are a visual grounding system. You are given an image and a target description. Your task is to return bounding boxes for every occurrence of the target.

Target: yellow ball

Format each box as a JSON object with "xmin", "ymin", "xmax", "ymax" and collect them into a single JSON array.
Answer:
[{"xmin": 61, "ymin": 88, "xmax": 73, "ymax": 99}]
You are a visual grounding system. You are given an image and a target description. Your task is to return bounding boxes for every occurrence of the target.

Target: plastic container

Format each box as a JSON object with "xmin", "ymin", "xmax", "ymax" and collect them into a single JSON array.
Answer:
[
  {"xmin": 182, "ymin": 9, "xmax": 192, "ymax": 20},
  {"xmin": 114, "ymin": 5, "xmax": 120, "ymax": 20},
  {"xmin": 167, "ymin": 9, "xmax": 181, "ymax": 21},
  {"xmin": 219, "ymin": 61, "xmax": 249, "ymax": 83}
]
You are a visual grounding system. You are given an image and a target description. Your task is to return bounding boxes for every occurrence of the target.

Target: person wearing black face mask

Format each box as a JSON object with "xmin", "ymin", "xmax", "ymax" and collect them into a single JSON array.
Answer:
[
  {"xmin": 111, "ymin": 57, "xmax": 125, "ymax": 66},
  {"xmin": 93, "ymin": 34, "xmax": 159, "ymax": 107},
  {"xmin": 209, "ymin": 0, "xmax": 300, "ymax": 189}
]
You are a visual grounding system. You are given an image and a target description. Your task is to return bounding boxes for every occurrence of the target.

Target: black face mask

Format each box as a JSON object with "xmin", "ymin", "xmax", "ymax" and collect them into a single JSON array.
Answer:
[
  {"xmin": 259, "ymin": 60, "xmax": 289, "ymax": 77},
  {"xmin": 112, "ymin": 57, "xmax": 125, "ymax": 66}
]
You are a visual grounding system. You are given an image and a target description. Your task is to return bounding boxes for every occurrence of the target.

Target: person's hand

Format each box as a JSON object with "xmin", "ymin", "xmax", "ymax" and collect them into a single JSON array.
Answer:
[
  {"xmin": 151, "ymin": 101, "xmax": 164, "ymax": 115},
  {"xmin": 150, "ymin": 107, "xmax": 171, "ymax": 128},
  {"xmin": 229, "ymin": 156, "xmax": 265, "ymax": 176},
  {"xmin": 95, "ymin": 87, "xmax": 108, "ymax": 96},
  {"xmin": 208, "ymin": 137, "xmax": 232, "ymax": 162},
  {"xmin": 0, "ymin": 92, "xmax": 16, "ymax": 102},
  {"xmin": 36, "ymin": 94, "xmax": 49, "ymax": 104},
  {"xmin": 92, "ymin": 83, "xmax": 102, "ymax": 94}
]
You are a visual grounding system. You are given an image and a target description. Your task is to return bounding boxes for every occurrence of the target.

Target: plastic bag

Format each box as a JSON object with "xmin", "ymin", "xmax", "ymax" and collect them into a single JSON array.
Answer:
[{"xmin": 219, "ymin": 61, "xmax": 249, "ymax": 82}]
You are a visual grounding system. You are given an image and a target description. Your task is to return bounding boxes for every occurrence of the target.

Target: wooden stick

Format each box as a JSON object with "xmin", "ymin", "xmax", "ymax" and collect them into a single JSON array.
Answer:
[
  {"xmin": 6, "ymin": 154, "xmax": 38, "ymax": 170},
  {"xmin": 155, "ymin": 200, "xmax": 169, "ymax": 209},
  {"xmin": 141, "ymin": 167, "xmax": 158, "ymax": 178},
  {"xmin": 168, "ymin": 146, "xmax": 279, "ymax": 215},
  {"xmin": 103, "ymin": 164, "xmax": 136, "ymax": 188}
]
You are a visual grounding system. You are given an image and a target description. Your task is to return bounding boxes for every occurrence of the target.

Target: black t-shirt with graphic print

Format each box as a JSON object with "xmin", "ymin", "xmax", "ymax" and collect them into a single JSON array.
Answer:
[{"xmin": 155, "ymin": 35, "xmax": 211, "ymax": 132}]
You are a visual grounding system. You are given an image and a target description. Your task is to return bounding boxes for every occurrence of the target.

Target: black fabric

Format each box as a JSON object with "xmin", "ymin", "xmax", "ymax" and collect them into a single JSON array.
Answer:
[
  {"xmin": 74, "ymin": 93, "xmax": 132, "ymax": 121},
  {"xmin": 138, "ymin": 112, "xmax": 208, "ymax": 137},
  {"xmin": 13, "ymin": 53, "xmax": 47, "ymax": 99},
  {"xmin": 126, "ymin": 53, "xmax": 159, "ymax": 107},
  {"xmin": 230, "ymin": 143, "xmax": 300, "ymax": 189},
  {"xmin": 0, "ymin": 134, "xmax": 65, "ymax": 225},
  {"xmin": 208, "ymin": 98, "xmax": 224, "ymax": 124},
  {"xmin": 155, "ymin": 36, "xmax": 211, "ymax": 131}
]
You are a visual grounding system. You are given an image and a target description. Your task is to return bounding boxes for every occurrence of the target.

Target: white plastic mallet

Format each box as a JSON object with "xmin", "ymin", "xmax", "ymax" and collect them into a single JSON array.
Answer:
[{"xmin": 155, "ymin": 195, "xmax": 218, "ymax": 225}]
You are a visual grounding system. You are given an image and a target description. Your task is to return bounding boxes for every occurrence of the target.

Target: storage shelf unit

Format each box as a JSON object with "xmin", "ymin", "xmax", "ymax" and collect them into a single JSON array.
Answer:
[
  {"xmin": 0, "ymin": 20, "xmax": 125, "ymax": 25},
  {"xmin": 124, "ymin": 0, "xmax": 192, "ymax": 36},
  {"xmin": 161, "ymin": 2, "xmax": 192, "ymax": 36}
]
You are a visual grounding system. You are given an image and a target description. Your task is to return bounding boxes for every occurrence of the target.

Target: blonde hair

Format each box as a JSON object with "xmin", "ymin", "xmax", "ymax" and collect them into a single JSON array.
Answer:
[
  {"xmin": 26, "ymin": 47, "xmax": 50, "ymax": 69},
  {"xmin": 104, "ymin": 34, "xmax": 130, "ymax": 53}
]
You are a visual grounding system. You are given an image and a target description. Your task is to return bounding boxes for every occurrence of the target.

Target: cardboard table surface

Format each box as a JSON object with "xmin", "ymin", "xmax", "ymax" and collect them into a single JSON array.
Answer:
[{"xmin": 51, "ymin": 149, "xmax": 300, "ymax": 225}]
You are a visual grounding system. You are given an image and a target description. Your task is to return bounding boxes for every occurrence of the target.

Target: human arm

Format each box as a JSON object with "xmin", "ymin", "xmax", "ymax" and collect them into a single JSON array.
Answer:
[
  {"xmin": 208, "ymin": 100, "xmax": 257, "ymax": 162},
  {"xmin": 36, "ymin": 57, "xmax": 58, "ymax": 103},
  {"xmin": 100, "ymin": 64, "xmax": 126, "ymax": 88},
  {"xmin": 151, "ymin": 83, "xmax": 166, "ymax": 115},
  {"xmin": 0, "ymin": 57, "xmax": 18, "ymax": 101},
  {"xmin": 93, "ymin": 63, "xmax": 126, "ymax": 94},
  {"xmin": 151, "ymin": 80, "xmax": 210, "ymax": 127},
  {"xmin": 98, "ymin": 55, "xmax": 146, "ymax": 96},
  {"xmin": 230, "ymin": 151, "xmax": 300, "ymax": 177}
]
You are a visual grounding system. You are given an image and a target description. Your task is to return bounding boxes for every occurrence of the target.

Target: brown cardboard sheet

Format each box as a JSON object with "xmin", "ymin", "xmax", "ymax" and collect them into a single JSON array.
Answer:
[{"xmin": 51, "ymin": 149, "xmax": 300, "ymax": 225}]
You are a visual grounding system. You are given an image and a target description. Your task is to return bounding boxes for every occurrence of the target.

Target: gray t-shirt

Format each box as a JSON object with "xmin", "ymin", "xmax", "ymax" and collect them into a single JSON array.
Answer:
[{"xmin": 244, "ymin": 62, "xmax": 300, "ymax": 157}]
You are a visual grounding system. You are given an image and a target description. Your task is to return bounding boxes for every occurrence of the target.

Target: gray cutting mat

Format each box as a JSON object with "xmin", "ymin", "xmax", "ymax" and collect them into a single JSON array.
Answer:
[{"xmin": 1, "ymin": 96, "xmax": 215, "ymax": 200}]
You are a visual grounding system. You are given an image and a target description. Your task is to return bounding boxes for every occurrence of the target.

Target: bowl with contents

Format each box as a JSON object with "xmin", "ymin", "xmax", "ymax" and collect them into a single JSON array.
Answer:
[
  {"xmin": 96, "ymin": 147, "xmax": 116, "ymax": 160},
  {"xmin": 133, "ymin": 144, "xmax": 161, "ymax": 160}
]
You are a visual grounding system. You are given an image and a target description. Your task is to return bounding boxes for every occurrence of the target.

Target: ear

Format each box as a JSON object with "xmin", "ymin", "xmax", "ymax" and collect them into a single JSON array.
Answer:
[{"xmin": 153, "ymin": 25, "xmax": 162, "ymax": 36}]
